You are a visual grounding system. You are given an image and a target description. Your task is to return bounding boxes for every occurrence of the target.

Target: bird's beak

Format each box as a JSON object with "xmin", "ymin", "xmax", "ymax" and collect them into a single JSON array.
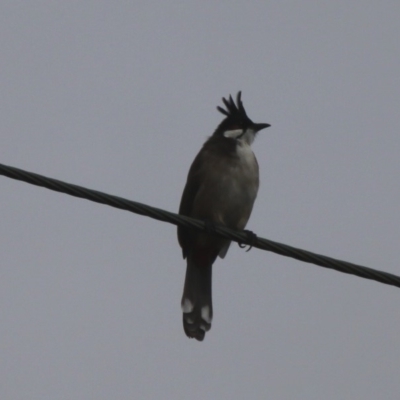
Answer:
[{"xmin": 253, "ymin": 122, "xmax": 271, "ymax": 132}]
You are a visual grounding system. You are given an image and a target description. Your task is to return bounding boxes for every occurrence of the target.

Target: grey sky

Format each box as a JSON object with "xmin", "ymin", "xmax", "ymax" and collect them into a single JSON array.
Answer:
[{"xmin": 1, "ymin": 2, "xmax": 400, "ymax": 399}]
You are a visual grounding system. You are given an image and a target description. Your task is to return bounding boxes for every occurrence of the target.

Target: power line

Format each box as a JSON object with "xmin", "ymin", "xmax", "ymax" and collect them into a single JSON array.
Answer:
[{"xmin": 1, "ymin": 162, "xmax": 399, "ymax": 289}]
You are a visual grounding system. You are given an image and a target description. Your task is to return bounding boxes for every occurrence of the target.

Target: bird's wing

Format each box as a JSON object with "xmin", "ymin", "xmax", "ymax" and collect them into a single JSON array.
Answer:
[{"xmin": 177, "ymin": 151, "xmax": 204, "ymax": 258}]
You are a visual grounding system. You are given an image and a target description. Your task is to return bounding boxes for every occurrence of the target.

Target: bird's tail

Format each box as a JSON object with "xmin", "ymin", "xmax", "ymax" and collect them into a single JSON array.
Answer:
[{"xmin": 181, "ymin": 252, "xmax": 213, "ymax": 341}]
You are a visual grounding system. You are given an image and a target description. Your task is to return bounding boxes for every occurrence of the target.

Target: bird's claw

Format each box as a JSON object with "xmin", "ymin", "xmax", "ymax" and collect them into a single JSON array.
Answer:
[{"xmin": 238, "ymin": 230, "xmax": 257, "ymax": 252}]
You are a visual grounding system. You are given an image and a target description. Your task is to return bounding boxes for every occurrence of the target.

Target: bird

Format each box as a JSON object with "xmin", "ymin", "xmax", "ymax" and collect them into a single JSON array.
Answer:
[{"xmin": 177, "ymin": 92, "xmax": 270, "ymax": 341}]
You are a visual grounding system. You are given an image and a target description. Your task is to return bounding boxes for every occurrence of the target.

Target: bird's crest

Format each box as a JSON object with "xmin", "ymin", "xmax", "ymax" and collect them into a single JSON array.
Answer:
[{"xmin": 216, "ymin": 91, "xmax": 248, "ymax": 121}]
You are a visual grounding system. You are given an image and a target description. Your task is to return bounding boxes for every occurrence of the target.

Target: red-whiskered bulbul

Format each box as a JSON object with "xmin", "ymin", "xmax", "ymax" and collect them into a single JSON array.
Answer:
[{"xmin": 178, "ymin": 92, "xmax": 270, "ymax": 341}]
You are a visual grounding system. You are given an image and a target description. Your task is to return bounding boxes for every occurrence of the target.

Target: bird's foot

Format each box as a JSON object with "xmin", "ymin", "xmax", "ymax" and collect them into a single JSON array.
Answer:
[{"xmin": 238, "ymin": 230, "xmax": 257, "ymax": 252}]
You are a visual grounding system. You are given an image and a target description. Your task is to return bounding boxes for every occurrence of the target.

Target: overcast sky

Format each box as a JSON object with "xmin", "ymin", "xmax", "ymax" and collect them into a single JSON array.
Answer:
[{"xmin": 1, "ymin": 2, "xmax": 400, "ymax": 399}]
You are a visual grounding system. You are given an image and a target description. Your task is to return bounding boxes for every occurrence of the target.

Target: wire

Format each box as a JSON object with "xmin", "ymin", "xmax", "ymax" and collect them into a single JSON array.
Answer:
[{"xmin": 1, "ymin": 162, "xmax": 399, "ymax": 289}]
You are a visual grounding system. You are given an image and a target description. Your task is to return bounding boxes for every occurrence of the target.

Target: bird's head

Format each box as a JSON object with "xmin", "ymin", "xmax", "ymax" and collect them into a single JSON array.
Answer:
[{"xmin": 213, "ymin": 91, "xmax": 270, "ymax": 145}]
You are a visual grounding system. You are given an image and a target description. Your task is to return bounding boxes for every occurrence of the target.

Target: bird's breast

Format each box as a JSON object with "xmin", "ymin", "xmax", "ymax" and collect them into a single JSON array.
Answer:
[
  {"xmin": 223, "ymin": 141, "xmax": 259, "ymax": 201},
  {"xmin": 193, "ymin": 141, "xmax": 259, "ymax": 229}
]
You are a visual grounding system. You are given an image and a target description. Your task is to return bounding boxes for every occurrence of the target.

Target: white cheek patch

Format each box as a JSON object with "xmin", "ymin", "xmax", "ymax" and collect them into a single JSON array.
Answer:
[{"xmin": 223, "ymin": 129, "xmax": 243, "ymax": 139}]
